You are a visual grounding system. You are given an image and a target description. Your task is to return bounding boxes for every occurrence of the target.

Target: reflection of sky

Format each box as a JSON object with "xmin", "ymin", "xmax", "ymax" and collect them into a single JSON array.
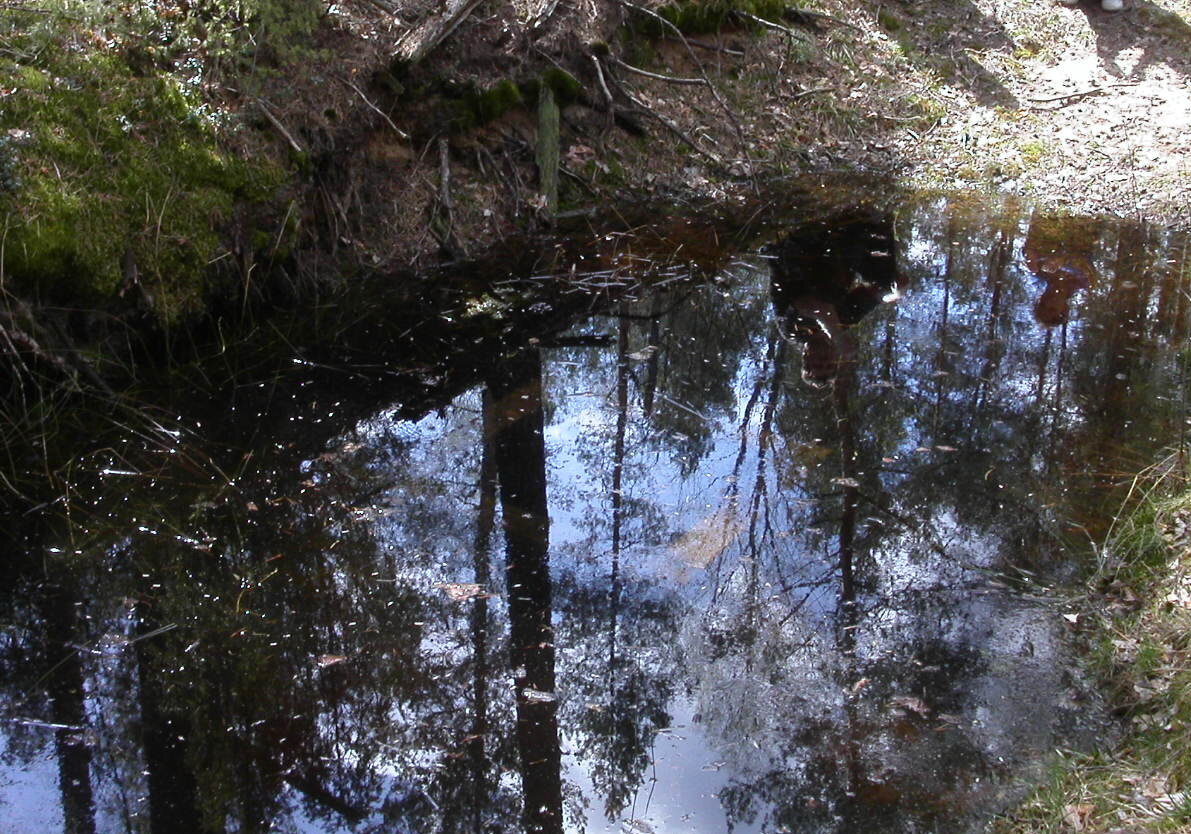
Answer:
[
  {"xmin": 0, "ymin": 735, "xmax": 61, "ymax": 834},
  {"xmin": 351, "ymin": 210, "xmax": 1147, "ymax": 831}
]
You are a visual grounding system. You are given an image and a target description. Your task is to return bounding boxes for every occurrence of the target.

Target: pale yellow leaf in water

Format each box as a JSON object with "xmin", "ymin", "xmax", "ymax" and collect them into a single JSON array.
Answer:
[
  {"xmin": 435, "ymin": 583, "xmax": 489, "ymax": 602},
  {"xmin": 670, "ymin": 502, "xmax": 739, "ymax": 576}
]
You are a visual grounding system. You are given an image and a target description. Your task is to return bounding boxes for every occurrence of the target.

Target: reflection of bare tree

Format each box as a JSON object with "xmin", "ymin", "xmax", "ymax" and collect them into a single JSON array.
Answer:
[
  {"xmin": 468, "ymin": 389, "xmax": 498, "ymax": 834},
  {"xmin": 488, "ymin": 349, "xmax": 564, "ymax": 834},
  {"xmin": 40, "ymin": 582, "xmax": 98, "ymax": 834},
  {"xmin": 134, "ymin": 606, "xmax": 201, "ymax": 834}
]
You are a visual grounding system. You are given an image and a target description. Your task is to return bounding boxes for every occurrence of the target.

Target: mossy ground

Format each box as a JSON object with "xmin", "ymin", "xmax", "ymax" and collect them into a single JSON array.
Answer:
[{"xmin": 0, "ymin": 2, "xmax": 288, "ymax": 324}]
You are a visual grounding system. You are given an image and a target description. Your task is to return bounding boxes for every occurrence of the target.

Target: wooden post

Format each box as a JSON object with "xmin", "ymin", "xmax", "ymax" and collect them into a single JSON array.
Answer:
[{"xmin": 536, "ymin": 82, "xmax": 559, "ymax": 223}]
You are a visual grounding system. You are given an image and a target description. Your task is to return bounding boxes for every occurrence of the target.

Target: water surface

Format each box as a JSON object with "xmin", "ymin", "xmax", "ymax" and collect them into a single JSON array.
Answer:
[{"xmin": 3, "ymin": 190, "xmax": 1189, "ymax": 834}]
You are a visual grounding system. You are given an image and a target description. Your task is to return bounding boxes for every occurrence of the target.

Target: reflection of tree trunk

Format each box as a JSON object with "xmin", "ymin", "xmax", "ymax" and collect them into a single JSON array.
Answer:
[
  {"xmin": 609, "ymin": 318, "xmax": 629, "ymax": 684},
  {"xmin": 470, "ymin": 389, "xmax": 498, "ymax": 833},
  {"xmin": 932, "ymin": 219, "xmax": 956, "ymax": 441},
  {"xmin": 642, "ymin": 302, "xmax": 662, "ymax": 417},
  {"xmin": 833, "ymin": 362, "xmax": 859, "ymax": 642},
  {"xmin": 1034, "ymin": 329, "xmax": 1052, "ymax": 407},
  {"xmin": 744, "ymin": 336, "xmax": 786, "ymax": 653},
  {"xmin": 135, "ymin": 613, "xmax": 202, "ymax": 834},
  {"xmin": 488, "ymin": 349, "xmax": 564, "ymax": 834},
  {"xmin": 40, "ymin": 583, "xmax": 97, "ymax": 834},
  {"xmin": 832, "ymin": 364, "xmax": 864, "ymax": 827},
  {"xmin": 978, "ymin": 225, "xmax": 1011, "ymax": 408}
]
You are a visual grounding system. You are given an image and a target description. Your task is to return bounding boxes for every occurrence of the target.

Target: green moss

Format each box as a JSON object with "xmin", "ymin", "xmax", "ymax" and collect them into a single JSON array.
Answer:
[
  {"xmin": 877, "ymin": 7, "xmax": 903, "ymax": 32},
  {"xmin": 471, "ymin": 79, "xmax": 525, "ymax": 123},
  {"xmin": 0, "ymin": 39, "xmax": 284, "ymax": 323},
  {"xmin": 540, "ymin": 68, "xmax": 583, "ymax": 105}
]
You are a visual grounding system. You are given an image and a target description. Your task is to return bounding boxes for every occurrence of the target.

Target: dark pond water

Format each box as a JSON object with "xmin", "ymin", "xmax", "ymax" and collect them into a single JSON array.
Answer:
[{"xmin": 3, "ymin": 187, "xmax": 1191, "ymax": 834}]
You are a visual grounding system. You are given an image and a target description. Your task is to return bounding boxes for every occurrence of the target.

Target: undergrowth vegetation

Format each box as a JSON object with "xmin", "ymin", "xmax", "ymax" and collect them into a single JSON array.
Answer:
[
  {"xmin": 995, "ymin": 451, "xmax": 1191, "ymax": 834},
  {"xmin": 0, "ymin": 0, "xmax": 305, "ymax": 322}
]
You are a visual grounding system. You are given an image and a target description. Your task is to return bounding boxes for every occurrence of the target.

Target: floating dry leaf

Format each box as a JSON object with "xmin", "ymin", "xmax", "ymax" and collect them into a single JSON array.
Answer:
[
  {"xmin": 520, "ymin": 687, "xmax": 556, "ymax": 703},
  {"xmin": 889, "ymin": 695, "xmax": 931, "ymax": 717}
]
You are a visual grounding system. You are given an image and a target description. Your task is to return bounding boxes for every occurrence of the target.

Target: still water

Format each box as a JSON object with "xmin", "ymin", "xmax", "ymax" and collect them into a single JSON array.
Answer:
[{"xmin": 3, "ymin": 189, "xmax": 1190, "ymax": 834}]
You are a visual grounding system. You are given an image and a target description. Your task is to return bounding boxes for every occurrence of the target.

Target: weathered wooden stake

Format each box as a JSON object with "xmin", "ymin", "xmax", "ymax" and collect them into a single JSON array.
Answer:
[{"xmin": 536, "ymin": 83, "xmax": 560, "ymax": 223}]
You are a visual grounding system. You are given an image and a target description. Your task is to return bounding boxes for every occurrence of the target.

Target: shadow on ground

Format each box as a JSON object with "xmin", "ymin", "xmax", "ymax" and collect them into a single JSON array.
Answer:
[
  {"xmin": 878, "ymin": 0, "xmax": 1021, "ymax": 108},
  {"xmin": 1072, "ymin": 0, "xmax": 1191, "ymax": 77}
]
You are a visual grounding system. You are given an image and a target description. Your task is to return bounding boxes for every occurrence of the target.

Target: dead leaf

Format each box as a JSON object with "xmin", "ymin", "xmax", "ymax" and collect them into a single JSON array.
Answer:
[{"xmin": 1062, "ymin": 803, "xmax": 1093, "ymax": 831}]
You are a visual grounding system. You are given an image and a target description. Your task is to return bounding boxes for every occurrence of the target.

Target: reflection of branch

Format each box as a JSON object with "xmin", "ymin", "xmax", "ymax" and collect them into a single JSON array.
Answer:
[
  {"xmin": 855, "ymin": 490, "xmax": 950, "ymax": 558},
  {"xmin": 283, "ymin": 774, "xmax": 367, "ymax": 823}
]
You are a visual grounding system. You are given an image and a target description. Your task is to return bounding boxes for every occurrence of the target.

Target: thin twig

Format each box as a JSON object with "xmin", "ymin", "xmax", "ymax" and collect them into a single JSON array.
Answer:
[
  {"xmin": 785, "ymin": 8, "xmax": 865, "ymax": 32},
  {"xmin": 255, "ymin": 99, "xmax": 303, "ymax": 153},
  {"xmin": 1028, "ymin": 82, "xmax": 1138, "ymax": 105},
  {"xmin": 340, "ymin": 77, "xmax": 409, "ymax": 141},
  {"xmin": 662, "ymin": 35, "xmax": 745, "ymax": 56},
  {"xmin": 783, "ymin": 86, "xmax": 835, "ymax": 101},
  {"xmin": 735, "ymin": 10, "xmax": 811, "ymax": 41},
  {"xmin": 612, "ymin": 57, "xmax": 705, "ymax": 85}
]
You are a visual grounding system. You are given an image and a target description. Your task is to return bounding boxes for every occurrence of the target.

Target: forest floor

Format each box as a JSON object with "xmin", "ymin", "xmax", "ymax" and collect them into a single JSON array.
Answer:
[
  {"xmin": 870, "ymin": 0, "xmax": 1191, "ymax": 226},
  {"xmin": 265, "ymin": 0, "xmax": 1190, "ymax": 278}
]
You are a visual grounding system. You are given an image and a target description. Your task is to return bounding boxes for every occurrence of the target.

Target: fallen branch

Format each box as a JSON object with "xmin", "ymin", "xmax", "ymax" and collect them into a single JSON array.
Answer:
[
  {"xmin": 526, "ymin": 0, "xmax": 561, "ymax": 29},
  {"xmin": 394, "ymin": 0, "xmax": 484, "ymax": 64}
]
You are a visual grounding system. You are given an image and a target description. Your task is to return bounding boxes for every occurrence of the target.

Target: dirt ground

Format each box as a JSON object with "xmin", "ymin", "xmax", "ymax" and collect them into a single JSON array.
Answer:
[
  {"xmin": 871, "ymin": 0, "xmax": 1191, "ymax": 226},
  {"xmin": 254, "ymin": 0, "xmax": 1191, "ymax": 276}
]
